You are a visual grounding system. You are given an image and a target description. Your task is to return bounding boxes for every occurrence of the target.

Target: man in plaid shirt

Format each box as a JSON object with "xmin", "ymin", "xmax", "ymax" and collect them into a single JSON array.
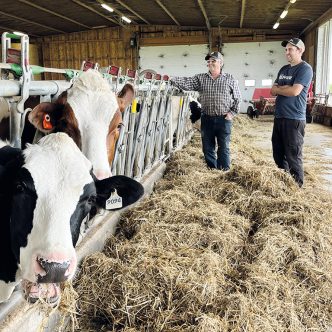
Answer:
[{"xmin": 170, "ymin": 51, "xmax": 241, "ymax": 170}]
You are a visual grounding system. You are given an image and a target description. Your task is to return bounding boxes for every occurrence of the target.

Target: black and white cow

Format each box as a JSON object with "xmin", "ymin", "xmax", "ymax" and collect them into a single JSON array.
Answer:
[{"xmin": 0, "ymin": 132, "xmax": 144, "ymax": 304}]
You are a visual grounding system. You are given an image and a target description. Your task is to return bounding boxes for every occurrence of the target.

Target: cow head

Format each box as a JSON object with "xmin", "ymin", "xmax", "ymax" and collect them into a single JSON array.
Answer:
[
  {"xmin": 0, "ymin": 133, "xmax": 144, "ymax": 304},
  {"xmin": 28, "ymin": 71, "xmax": 135, "ymax": 180},
  {"xmin": 28, "ymin": 91, "xmax": 82, "ymax": 149}
]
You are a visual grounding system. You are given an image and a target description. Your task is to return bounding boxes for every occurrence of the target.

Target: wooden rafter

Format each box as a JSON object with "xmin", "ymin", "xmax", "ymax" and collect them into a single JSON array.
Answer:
[
  {"xmin": 18, "ymin": 0, "xmax": 91, "ymax": 29},
  {"xmin": 155, "ymin": 0, "xmax": 180, "ymax": 26},
  {"xmin": 0, "ymin": 25, "xmax": 40, "ymax": 37},
  {"xmin": 197, "ymin": 0, "xmax": 211, "ymax": 30},
  {"xmin": 0, "ymin": 10, "xmax": 65, "ymax": 33},
  {"xmin": 240, "ymin": 0, "xmax": 246, "ymax": 28},
  {"xmin": 115, "ymin": 0, "xmax": 151, "ymax": 25},
  {"xmin": 301, "ymin": 6, "xmax": 332, "ymax": 34},
  {"xmin": 71, "ymin": 0, "xmax": 125, "ymax": 28}
]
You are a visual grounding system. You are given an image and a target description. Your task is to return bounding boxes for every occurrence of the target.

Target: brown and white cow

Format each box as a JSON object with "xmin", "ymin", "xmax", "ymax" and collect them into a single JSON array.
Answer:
[{"xmin": 28, "ymin": 70, "xmax": 134, "ymax": 179}]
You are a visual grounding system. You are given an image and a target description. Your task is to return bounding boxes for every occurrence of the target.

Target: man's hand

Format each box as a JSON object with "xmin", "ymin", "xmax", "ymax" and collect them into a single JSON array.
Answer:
[
  {"xmin": 271, "ymin": 84, "xmax": 279, "ymax": 96},
  {"xmin": 225, "ymin": 113, "xmax": 233, "ymax": 121}
]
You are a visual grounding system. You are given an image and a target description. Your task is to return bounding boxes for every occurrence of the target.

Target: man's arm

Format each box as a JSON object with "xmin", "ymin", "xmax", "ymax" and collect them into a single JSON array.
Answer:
[
  {"xmin": 226, "ymin": 79, "xmax": 242, "ymax": 119},
  {"xmin": 271, "ymin": 84, "xmax": 304, "ymax": 97},
  {"xmin": 170, "ymin": 76, "xmax": 200, "ymax": 91}
]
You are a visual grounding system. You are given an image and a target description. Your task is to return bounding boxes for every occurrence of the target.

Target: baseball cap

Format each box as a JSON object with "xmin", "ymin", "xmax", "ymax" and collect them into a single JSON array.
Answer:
[
  {"xmin": 205, "ymin": 51, "xmax": 223, "ymax": 61},
  {"xmin": 281, "ymin": 38, "xmax": 305, "ymax": 50}
]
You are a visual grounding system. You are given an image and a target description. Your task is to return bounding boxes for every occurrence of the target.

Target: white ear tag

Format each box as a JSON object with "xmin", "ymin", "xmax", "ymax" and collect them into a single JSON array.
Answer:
[{"xmin": 106, "ymin": 189, "xmax": 123, "ymax": 210}]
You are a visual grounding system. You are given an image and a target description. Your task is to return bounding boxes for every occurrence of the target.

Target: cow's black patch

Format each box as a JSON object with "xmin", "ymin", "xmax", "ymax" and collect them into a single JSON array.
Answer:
[
  {"xmin": 189, "ymin": 101, "xmax": 201, "ymax": 123},
  {"xmin": 70, "ymin": 182, "xmax": 96, "ymax": 246},
  {"xmin": 10, "ymin": 168, "xmax": 37, "ymax": 262},
  {"xmin": 95, "ymin": 175, "xmax": 144, "ymax": 209},
  {"xmin": 0, "ymin": 146, "xmax": 24, "ymax": 282}
]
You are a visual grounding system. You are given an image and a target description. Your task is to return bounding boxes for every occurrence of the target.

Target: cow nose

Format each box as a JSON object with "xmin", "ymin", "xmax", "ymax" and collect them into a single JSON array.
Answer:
[{"xmin": 36, "ymin": 257, "xmax": 70, "ymax": 283}]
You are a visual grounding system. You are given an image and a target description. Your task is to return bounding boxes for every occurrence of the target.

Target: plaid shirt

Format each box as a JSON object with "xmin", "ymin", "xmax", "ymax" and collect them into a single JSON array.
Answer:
[{"xmin": 171, "ymin": 72, "xmax": 242, "ymax": 116}]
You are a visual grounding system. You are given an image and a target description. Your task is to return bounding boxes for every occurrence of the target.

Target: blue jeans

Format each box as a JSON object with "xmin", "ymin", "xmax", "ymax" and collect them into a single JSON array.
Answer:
[{"xmin": 201, "ymin": 114, "xmax": 232, "ymax": 170}]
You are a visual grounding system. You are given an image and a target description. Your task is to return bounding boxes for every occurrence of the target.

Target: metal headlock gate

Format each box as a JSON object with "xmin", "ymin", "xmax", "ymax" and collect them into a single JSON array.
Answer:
[{"xmin": 0, "ymin": 32, "xmax": 198, "ymax": 331}]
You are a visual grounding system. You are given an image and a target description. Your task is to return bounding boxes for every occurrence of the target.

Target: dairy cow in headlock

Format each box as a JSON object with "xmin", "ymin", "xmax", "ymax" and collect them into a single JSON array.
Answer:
[
  {"xmin": 0, "ymin": 133, "xmax": 144, "ymax": 304},
  {"xmin": 28, "ymin": 70, "xmax": 134, "ymax": 178}
]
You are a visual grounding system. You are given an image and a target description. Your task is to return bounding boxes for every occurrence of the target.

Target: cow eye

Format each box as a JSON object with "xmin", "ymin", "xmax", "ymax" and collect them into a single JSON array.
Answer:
[
  {"xmin": 15, "ymin": 182, "xmax": 27, "ymax": 192},
  {"xmin": 87, "ymin": 195, "xmax": 96, "ymax": 204}
]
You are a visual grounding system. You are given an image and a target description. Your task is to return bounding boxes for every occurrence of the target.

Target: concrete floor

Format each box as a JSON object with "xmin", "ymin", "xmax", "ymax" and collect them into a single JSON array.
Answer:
[{"xmin": 240, "ymin": 115, "xmax": 332, "ymax": 191}]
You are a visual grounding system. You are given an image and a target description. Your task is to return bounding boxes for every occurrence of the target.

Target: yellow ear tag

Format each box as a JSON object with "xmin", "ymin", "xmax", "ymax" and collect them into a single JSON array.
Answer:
[
  {"xmin": 106, "ymin": 189, "xmax": 123, "ymax": 210},
  {"xmin": 43, "ymin": 114, "xmax": 53, "ymax": 130}
]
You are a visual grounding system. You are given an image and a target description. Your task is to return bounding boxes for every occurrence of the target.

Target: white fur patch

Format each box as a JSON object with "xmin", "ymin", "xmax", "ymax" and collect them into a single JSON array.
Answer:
[
  {"xmin": 0, "ymin": 139, "xmax": 9, "ymax": 149},
  {"xmin": 0, "ymin": 280, "xmax": 19, "ymax": 302},
  {"xmin": 0, "ymin": 97, "xmax": 10, "ymax": 122},
  {"xmin": 20, "ymin": 133, "xmax": 93, "ymax": 282},
  {"xmin": 66, "ymin": 70, "xmax": 118, "ymax": 178}
]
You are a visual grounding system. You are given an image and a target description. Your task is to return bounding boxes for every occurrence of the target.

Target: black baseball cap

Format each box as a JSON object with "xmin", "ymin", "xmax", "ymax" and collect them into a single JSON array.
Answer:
[
  {"xmin": 205, "ymin": 51, "xmax": 223, "ymax": 61},
  {"xmin": 281, "ymin": 38, "xmax": 305, "ymax": 50}
]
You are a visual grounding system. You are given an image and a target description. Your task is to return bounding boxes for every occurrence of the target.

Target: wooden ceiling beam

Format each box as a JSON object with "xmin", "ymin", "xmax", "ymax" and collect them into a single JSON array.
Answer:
[
  {"xmin": 0, "ymin": 25, "xmax": 40, "ymax": 37},
  {"xmin": 301, "ymin": 6, "xmax": 332, "ymax": 35},
  {"xmin": 71, "ymin": 0, "xmax": 126, "ymax": 28},
  {"xmin": 240, "ymin": 0, "xmax": 246, "ymax": 28},
  {"xmin": 18, "ymin": 0, "xmax": 91, "ymax": 29},
  {"xmin": 197, "ymin": 0, "xmax": 211, "ymax": 30},
  {"xmin": 0, "ymin": 10, "xmax": 65, "ymax": 33},
  {"xmin": 114, "ymin": 0, "xmax": 151, "ymax": 25},
  {"xmin": 155, "ymin": 0, "xmax": 181, "ymax": 26}
]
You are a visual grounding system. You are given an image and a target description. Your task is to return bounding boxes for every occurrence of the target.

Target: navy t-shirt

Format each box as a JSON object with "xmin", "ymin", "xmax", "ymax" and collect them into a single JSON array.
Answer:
[{"xmin": 274, "ymin": 61, "xmax": 313, "ymax": 120}]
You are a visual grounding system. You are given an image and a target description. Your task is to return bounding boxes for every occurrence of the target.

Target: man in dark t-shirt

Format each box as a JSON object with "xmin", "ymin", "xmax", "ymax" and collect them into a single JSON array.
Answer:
[{"xmin": 271, "ymin": 38, "xmax": 313, "ymax": 187}]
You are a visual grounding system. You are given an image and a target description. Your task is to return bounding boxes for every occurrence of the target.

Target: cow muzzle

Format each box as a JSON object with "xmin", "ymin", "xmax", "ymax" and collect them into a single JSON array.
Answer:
[
  {"xmin": 36, "ymin": 257, "xmax": 71, "ymax": 283},
  {"xmin": 22, "ymin": 280, "xmax": 60, "ymax": 305}
]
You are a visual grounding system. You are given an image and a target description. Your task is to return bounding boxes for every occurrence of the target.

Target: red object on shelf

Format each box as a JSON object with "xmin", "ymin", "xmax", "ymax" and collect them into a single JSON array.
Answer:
[{"xmin": 109, "ymin": 66, "xmax": 120, "ymax": 76}]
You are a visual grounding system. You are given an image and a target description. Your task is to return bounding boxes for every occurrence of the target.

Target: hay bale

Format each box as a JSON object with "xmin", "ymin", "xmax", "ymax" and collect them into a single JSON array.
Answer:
[{"xmin": 65, "ymin": 116, "xmax": 332, "ymax": 332}]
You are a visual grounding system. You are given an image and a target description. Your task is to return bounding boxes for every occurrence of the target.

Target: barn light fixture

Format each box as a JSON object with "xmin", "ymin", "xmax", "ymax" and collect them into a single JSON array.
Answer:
[
  {"xmin": 280, "ymin": 10, "xmax": 288, "ymax": 19},
  {"xmin": 101, "ymin": 3, "xmax": 114, "ymax": 13},
  {"xmin": 272, "ymin": 0, "xmax": 296, "ymax": 29},
  {"xmin": 121, "ymin": 16, "xmax": 131, "ymax": 23}
]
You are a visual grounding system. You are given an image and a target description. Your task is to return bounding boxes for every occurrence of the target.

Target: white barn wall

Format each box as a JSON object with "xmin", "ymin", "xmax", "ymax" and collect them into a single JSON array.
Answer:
[
  {"xmin": 139, "ymin": 44, "xmax": 209, "ymax": 77},
  {"xmin": 139, "ymin": 42, "xmax": 287, "ymax": 113},
  {"xmin": 223, "ymin": 41, "xmax": 287, "ymax": 113}
]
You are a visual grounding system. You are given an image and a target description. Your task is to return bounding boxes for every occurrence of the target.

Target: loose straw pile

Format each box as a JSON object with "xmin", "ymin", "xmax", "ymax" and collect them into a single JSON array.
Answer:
[{"xmin": 60, "ymin": 116, "xmax": 332, "ymax": 332}]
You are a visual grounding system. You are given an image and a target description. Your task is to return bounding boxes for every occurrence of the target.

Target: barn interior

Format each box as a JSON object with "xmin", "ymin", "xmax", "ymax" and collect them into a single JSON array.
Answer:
[{"xmin": 0, "ymin": 1, "xmax": 332, "ymax": 331}]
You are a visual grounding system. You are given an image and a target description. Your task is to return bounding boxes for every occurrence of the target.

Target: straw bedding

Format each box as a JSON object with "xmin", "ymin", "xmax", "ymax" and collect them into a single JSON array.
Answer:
[{"xmin": 61, "ymin": 116, "xmax": 332, "ymax": 331}]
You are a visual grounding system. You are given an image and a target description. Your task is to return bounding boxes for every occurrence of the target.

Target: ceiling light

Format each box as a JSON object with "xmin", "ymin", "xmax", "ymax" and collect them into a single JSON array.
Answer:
[
  {"xmin": 101, "ymin": 3, "xmax": 114, "ymax": 12},
  {"xmin": 121, "ymin": 16, "xmax": 131, "ymax": 23},
  {"xmin": 290, "ymin": 0, "xmax": 296, "ymax": 3},
  {"xmin": 280, "ymin": 10, "xmax": 288, "ymax": 19},
  {"xmin": 273, "ymin": 22, "xmax": 280, "ymax": 29}
]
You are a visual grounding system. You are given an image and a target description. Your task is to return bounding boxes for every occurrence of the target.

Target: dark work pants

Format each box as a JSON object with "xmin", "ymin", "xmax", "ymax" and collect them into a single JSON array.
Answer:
[
  {"xmin": 201, "ymin": 114, "xmax": 232, "ymax": 170},
  {"xmin": 272, "ymin": 118, "xmax": 306, "ymax": 187}
]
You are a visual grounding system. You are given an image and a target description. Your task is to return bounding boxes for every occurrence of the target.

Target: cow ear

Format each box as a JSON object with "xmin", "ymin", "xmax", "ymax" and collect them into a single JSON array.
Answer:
[
  {"xmin": 29, "ymin": 103, "xmax": 66, "ymax": 133},
  {"xmin": 28, "ymin": 103, "xmax": 56, "ymax": 133},
  {"xmin": 117, "ymin": 83, "xmax": 135, "ymax": 112},
  {"xmin": 55, "ymin": 91, "xmax": 68, "ymax": 105},
  {"xmin": 94, "ymin": 175, "xmax": 144, "ymax": 210}
]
